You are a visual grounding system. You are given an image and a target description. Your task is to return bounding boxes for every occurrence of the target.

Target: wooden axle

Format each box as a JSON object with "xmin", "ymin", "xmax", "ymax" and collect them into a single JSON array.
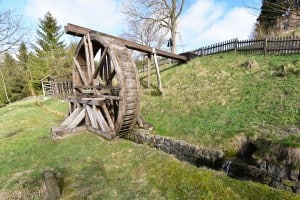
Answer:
[{"xmin": 65, "ymin": 23, "xmax": 187, "ymax": 62}]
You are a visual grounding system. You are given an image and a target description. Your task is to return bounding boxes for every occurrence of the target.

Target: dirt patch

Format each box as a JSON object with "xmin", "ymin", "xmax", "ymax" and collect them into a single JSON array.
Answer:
[
  {"xmin": 5, "ymin": 129, "xmax": 23, "ymax": 138},
  {"xmin": 35, "ymin": 100, "xmax": 65, "ymax": 116},
  {"xmin": 242, "ymin": 59, "xmax": 258, "ymax": 70}
]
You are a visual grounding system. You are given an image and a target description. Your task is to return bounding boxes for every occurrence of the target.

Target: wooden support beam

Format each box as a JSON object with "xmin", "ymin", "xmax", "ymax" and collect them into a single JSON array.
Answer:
[
  {"xmin": 87, "ymin": 126, "xmax": 115, "ymax": 140},
  {"xmin": 152, "ymin": 48, "xmax": 162, "ymax": 91},
  {"xmin": 68, "ymin": 97, "xmax": 104, "ymax": 106},
  {"xmin": 67, "ymin": 108, "xmax": 86, "ymax": 130},
  {"xmin": 147, "ymin": 53, "xmax": 151, "ymax": 88},
  {"xmin": 65, "ymin": 23, "xmax": 187, "ymax": 62},
  {"xmin": 86, "ymin": 105, "xmax": 98, "ymax": 129},
  {"xmin": 93, "ymin": 107, "xmax": 111, "ymax": 132}
]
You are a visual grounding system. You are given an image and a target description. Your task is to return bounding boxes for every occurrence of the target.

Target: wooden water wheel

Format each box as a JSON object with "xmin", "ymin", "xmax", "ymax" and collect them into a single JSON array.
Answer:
[{"xmin": 52, "ymin": 32, "xmax": 140, "ymax": 139}]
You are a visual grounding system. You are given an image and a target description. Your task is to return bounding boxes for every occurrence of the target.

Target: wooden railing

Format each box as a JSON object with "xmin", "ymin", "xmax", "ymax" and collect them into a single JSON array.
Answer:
[
  {"xmin": 50, "ymin": 74, "xmax": 73, "ymax": 99},
  {"xmin": 182, "ymin": 36, "xmax": 300, "ymax": 58}
]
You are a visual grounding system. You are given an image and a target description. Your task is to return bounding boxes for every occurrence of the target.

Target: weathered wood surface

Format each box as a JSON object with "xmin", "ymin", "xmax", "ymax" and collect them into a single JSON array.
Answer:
[
  {"xmin": 43, "ymin": 170, "xmax": 61, "ymax": 200},
  {"xmin": 65, "ymin": 23, "xmax": 187, "ymax": 62},
  {"xmin": 53, "ymin": 30, "xmax": 140, "ymax": 138}
]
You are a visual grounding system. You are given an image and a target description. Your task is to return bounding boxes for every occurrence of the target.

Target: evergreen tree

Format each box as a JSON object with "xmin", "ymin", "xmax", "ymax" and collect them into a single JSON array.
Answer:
[
  {"xmin": 257, "ymin": 0, "xmax": 286, "ymax": 35},
  {"xmin": 33, "ymin": 11, "xmax": 70, "ymax": 78},
  {"xmin": 253, "ymin": 0, "xmax": 300, "ymax": 37},
  {"xmin": 0, "ymin": 53, "xmax": 26, "ymax": 103},
  {"xmin": 35, "ymin": 11, "xmax": 65, "ymax": 53},
  {"xmin": 18, "ymin": 42, "xmax": 35, "ymax": 96},
  {"xmin": 18, "ymin": 42, "xmax": 28, "ymax": 70}
]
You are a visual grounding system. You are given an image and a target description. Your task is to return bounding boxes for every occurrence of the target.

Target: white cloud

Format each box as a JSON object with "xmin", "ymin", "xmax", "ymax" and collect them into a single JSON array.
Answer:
[
  {"xmin": 24, "ymin": 0, "xmax": 257, "ymax": 52},
  {"xmin": 24, "ymin": 0, "xmax": 123, "ymax": 41},
  {"xmin": 180, "ymin": 0, "xmax": 257, "ymax": 51}
]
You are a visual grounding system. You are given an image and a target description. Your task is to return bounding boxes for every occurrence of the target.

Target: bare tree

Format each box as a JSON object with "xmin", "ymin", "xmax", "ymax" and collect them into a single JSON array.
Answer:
[
  {"xmin": 122, "ymin": 0, "xmax": 185, "ymax": 53},
  {"xmin": 0, "ymin": 9, "xmax": 25, "ymax": 54},
  {"xmin": 122, "ymin": 18, "xmax": 166, "ymax": 49},
  {"xmin": 244, "ymin": 0, "xmax": 300, "ymax": 37},
  {"xmin": 0, "ymin": 2, "xmax": 26, "ymax": 103}
]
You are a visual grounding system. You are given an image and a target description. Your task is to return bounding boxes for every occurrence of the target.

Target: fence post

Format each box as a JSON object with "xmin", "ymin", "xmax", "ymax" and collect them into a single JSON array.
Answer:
[
  {"xmin": 147, "ymin": 53, "xmax": 151, "ymax": 88},
  {"xmin": 234, "ymin": 38, "xmax": 238, "ymax": 53},
  {"xmin": 264, "ymin": 38, "xmax": 267, "ymax": 55}
]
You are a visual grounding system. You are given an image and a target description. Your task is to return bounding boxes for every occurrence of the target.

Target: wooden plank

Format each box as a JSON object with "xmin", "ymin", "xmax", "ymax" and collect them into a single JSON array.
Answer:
[
  {"xmin": 83, "ymin": 36, "xmax": 92, "ymax": 80},
  {"xmin": 43, "ymin": 170, "xmax": 61, "ymax": 200},
  {"xmin": 61, "ymin": 107, "xmax": 81, "ymax": 126},
  {"xmin": 81, "ymin": 97, "xmax": 105, "ymax": 101},
  {"xmin": 67, "ymin": 108, "xmax": 86, "ymax": 130},
  {"xmin": 87, "ymin": 33, "xmax": 96, "ymax": 74},
  {"xmin": 52, "ymin": 125, "xmax": 87, "ymax": 138},
  {"xmin": 87, "ymin": 126, "xmax": 115, "ymax": 140},
  {"xmin": 86, "ymin": 105, "xmax": 98, "ymax": 129},
  {"xmin": 74, "ymin": 58, "xmax": 89, "ymax": 86},
  {"xmin": 68, "ymin": 97, "xmax": 104, "ymax": 106},
  {"xmin": 101, "ymin": 103, "xmax": 115, "ymax": 130},
  {"xmin": 147, "ymin": 53, "xmax": 151, "ymax": 88},
  {"xmin": 65, "ymin": 23, "xmax": 187, "ymax": 62},
  {"xmin": 92, "ymin": 47, "xmax": 108, "ymax": 82},
  {"xmin": 93, "ymin": 107, "xmax": 111, "ymax": 132},
  {"xmin": 82, "ymin": 89, "xmax": 94, "ymax": 94}
]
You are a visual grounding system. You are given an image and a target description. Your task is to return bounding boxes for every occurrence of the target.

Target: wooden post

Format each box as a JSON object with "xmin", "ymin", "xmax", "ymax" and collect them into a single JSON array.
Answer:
[
  {"xmin": 264, "ymin": 38, "xmax": 268, "ymax": 55},
  {"xmin": 147, "ymin": 53, "xmax": 151, "ymax": 88},
  {"xmin": 43, "ymin": 170, "xmax": 61, "ymax": 200},
  {"xmin": 152, "ymin": 48, "xmax": 162, "ymax": 91},
  {"xmin": 41, "ymin": 81, "xmax": 46, "ymax": 98},
  {"xmin": 234, "ymin": 38, "xmax": 238, "ymax": 53}
]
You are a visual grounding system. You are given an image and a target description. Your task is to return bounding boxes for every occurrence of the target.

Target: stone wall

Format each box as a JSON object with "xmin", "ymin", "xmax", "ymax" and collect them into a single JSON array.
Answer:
[
  {"xmin": 126, "ymin": 129, "xmax": 224, "ymax": 169},
  {"xmin": 126, "ymin": 128, "xmax": 300, "ymax": 193}
]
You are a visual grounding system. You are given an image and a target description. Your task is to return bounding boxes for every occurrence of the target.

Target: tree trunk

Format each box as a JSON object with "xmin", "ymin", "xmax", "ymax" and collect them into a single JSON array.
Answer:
[
  {"xmin": 170, "ymin": 0, "xmax": 177, "ymax": 54},
  {"xmin": 0, "ymin": 67, "xmax": 11, "ymax": 104},
  {"xmin": 27, "ymin": 65, "xmax": 36, "ymax": 96},
  {"xmin": 171, "ymin": 25, "xmax": 177, "ymax": 54}
]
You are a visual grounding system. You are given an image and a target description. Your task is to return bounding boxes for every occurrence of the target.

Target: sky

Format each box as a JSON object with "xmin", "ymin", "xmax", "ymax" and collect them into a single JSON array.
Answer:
[{"xmin": 1, "ymin": 0, "xmax": 260, "ymax": 53}]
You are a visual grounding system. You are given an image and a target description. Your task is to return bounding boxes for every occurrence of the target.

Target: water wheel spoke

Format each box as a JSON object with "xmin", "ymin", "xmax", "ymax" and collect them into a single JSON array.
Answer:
[
  {"xmin": 74, "ymin": 58, "xmax": 89, "ymax": 86},
  {"xmin": 107, "ymin": 69, "xmax": 116, "ymax": 85},
  {"xmin": 87, "ymin": 33, "xmax": 95, "ymax": 74},
  {"xmin": 92, "ymin": 47, "xmax": 108, "ymax": 82},
  {"xmin": 83, "ymin": 36, "xmax": 92, "ymax": 80},
  {"xmin": 101, "ymin": 103, "xmax": 115, "ymax": 130}
]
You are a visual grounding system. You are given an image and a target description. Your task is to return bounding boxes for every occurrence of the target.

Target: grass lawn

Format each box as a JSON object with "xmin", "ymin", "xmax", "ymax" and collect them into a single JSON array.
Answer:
[
  {"xmin": 0, "ymin": 98, "xmax": 298, "ymax": 199},
  {"xmin": 140, "ymin": 53, "xmax": 300, "ymax": 155}
]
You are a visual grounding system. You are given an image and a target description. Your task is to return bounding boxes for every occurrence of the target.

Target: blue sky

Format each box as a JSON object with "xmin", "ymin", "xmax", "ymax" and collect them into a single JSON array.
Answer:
[{"xmin": 1, "ymin": 0, "xmax": 260, "ymax": 53}]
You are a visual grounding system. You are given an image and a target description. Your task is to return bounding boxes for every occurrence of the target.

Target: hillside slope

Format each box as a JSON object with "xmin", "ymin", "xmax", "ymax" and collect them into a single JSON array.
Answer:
[
  {"xmin": 140, "ymin": 53, "xmax": 300, "ymax": 156},
  {"xmin": 0, "ymin": 99, "xmax": 297, "ymax": 199}
]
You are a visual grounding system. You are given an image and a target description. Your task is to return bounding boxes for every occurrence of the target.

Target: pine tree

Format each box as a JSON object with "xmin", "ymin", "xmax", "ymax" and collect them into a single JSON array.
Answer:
[
  {"xmin": 35, "ymin": 11, "xmax": 65, "ymax": 54},
  {"xmin": 0, "ymin": 53, "xmax": 26, "ymax": 103},
  {"xmin": 253, "ymin": 0, "xmax": 300, "ymax": 38},
  {"xmin": 18, "ymin": 42, "xmax": 35, "ymax": 96},
  {"xmin": 33, "ymin": 12, "xmax": 70, "ymax": 77}
]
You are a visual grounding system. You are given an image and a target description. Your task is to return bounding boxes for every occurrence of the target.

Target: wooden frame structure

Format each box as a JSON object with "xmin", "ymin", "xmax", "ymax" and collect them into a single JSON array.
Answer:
[{"xmin": 52, "ymin": 24, "xmax": 187, "ymax": 140}]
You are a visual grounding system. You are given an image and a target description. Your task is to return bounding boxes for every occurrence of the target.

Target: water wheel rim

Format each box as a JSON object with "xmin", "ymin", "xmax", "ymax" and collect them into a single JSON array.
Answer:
[{"xmin": 73, "ymin": 32, "xmax": 140, "ymax": 136}]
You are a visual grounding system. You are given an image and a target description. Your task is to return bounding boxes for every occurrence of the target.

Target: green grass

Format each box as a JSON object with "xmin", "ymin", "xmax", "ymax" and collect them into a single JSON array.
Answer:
[
  {"xmin": 0, "ymin": 99, "xmax": 298, "ymax": 199},
  {"xmin": 140, "ymin": 53, "xmax": 300, "ymax": 154}
]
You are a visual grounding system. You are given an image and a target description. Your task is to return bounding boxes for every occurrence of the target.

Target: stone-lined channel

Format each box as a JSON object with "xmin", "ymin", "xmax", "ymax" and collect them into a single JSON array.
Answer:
[{"xmin": 126, "ymin": 129, "xmax": 300, "ymax": 193}]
